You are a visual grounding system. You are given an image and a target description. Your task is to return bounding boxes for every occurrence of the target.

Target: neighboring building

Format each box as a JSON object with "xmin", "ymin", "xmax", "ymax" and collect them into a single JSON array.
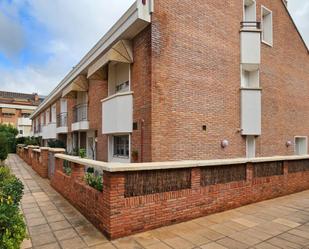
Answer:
[
  {"xmin": 0, "ymin": 91, "xmax": 43, "ymax": 137},
  {"xmin": 30, "ymin": 0, "xmax": 309, "ymax": 162}
]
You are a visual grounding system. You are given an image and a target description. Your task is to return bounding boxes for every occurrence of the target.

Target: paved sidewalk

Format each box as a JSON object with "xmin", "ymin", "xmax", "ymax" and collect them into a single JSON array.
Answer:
[{"xmin": 7, "ymin": 154, "xmax": 309, "ymax": 249}]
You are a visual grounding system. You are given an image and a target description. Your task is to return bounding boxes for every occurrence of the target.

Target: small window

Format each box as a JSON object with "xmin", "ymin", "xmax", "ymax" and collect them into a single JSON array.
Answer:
[
  {"xmin": 246, "ymin": 136, "xmax": 256, "ymax": 158},
  {"xmin": 19, "ymin": 130, "xmax": 23, "ymax": 135},
  {"xmin": 262, "ymin": 6, "xmax": 273, "ymax": 46},
  {"xmin": 113, "ymin": 135, "xmax": 129, "ymax": 158},
  {"xmin": 295, "ymin": 137, "xmax": 308, "ymax": 155},
  {"xmin": 243, "ymin": 0, "xmax": 256, "ymax": 22},
  {"xmin": 116, "ymin": 81, "xmax": 129, "ymax": 93},
  {"xmin": 241, "ymin": 67, "xmax": 259, "ymax": 88}
]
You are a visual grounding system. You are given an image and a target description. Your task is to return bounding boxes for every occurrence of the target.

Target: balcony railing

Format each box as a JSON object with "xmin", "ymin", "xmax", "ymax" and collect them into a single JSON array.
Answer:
[
  {"xmin": 57, "ymin": 113, "xmax": 68, "ymax": 128},
  {"xmin": 240, "ymin": 21, "xmax": 261, "ymax": 29},
  {"xmin": 73, "ymin": 104, "xmax": 88, "ymax": 123}
]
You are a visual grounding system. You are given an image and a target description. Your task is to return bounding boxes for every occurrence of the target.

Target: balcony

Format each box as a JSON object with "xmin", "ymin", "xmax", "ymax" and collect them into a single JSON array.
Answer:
[
  {"xmin": 17, "ymin": 117, "xmax": 32, "ymax": 126},
  {"xmin": 240, "ymin": 88, "xmax": 262, "ymax": 135},
  {"xmin": 240, "ymin": 21, "xmax": 261, "ymax": 70},
  {"xmin": 102, "ymin": 92, "xmax": 133, "ymax": 134},
  {"xmin": 72, "ymin": 104, "xmax": 89, "ymax": 131},
  {"xmin": 56, "ymin": 113, "xmax": 68, "ymax": 134},
  {"xmin": 42, "ymin": 123, "xmax": 57, "ymax": 139}
]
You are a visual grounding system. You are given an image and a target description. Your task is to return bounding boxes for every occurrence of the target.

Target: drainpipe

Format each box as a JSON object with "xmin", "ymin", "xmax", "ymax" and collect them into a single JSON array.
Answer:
[{"xmin": 140, "ymin": 119, "xmax": 145, "ymax": 163}]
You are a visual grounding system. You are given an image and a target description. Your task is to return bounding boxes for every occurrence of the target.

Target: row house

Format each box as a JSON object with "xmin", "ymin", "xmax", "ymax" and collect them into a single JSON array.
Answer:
[
  {"xmin": 0, "ymin": 91, "xmax": 43, "ymax": 137},
  {"xmin": 31, "ymin": 0, "xmax": 309, "ymax": 163}
]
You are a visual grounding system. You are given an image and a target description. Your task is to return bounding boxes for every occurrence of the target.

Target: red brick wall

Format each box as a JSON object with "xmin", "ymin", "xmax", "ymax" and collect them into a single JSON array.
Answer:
[
  {"xmin": 49, "ymin": 156, "xmax": 309, "ymax": 239},
  {"xmin": 131, "ymin": 27, "xmax": 152, "ymax": 162},
  {"xmin": 88, "ymin": 75, "xmax": 109, "ymax": 161},
  {"xmin": 255, "ymin": 0, "xmax": 309, "ymax": 157},
  {"xmin": 149, "ymin": 0, "xmax": 309, "ymax": 161}
]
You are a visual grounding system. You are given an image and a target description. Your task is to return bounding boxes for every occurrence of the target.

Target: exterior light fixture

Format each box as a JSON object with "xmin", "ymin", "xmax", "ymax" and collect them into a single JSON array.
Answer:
[
  {"xmin": 286, "ymin": 141, "xmax": 292, "ymax": 147},
  {"xmin": 221, "ymin": 140, "xmax": 229, "ymax": 148}
]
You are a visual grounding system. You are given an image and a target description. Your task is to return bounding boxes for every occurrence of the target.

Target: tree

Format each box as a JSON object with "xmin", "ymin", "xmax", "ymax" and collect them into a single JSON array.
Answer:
[
  {"xmin": 0, "ymin": 132, "xmax": 8, "ymax": 164},
  {"xmin": 0, "ymin": 124, "xmax": 18, "ymax": 153}
]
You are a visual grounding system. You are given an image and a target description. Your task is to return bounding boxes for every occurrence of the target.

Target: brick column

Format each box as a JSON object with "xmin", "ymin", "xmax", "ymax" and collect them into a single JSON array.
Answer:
[
  {"xmin": 71, "ymin": 163, "xmax": 85, "ymax": 181},
  {"xmin": 102, "ymin": 171, "xmax": 125, "ymax": 239},
  {"xmin": 246, "ymin": 162, "xmax": 254, "ymax": 183},
  {"xmin": 191, "ymin": 167, "xmax": 201, "ymax": 190},
  {"xmin": 40, "ymin": 148, "xmax": 50, "ymax": 178}
]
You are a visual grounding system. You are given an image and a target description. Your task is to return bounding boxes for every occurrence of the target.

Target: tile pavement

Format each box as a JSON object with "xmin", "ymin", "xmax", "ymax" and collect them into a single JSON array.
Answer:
[{"xmin": 6, "ymin": 154, "xmax": 309, "ymax": 249}]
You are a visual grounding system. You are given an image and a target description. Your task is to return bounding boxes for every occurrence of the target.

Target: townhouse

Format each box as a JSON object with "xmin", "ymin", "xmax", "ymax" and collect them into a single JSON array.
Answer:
[
  {"xmin": 0, "ymin": 91, "xmax": 43, "ymax": 137},
  {"xmin": 31, "ymin": 0, "xmax": 309, "ymax": 163}
]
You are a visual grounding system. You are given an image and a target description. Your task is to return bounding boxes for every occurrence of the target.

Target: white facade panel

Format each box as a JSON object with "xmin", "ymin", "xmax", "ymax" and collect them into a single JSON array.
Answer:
[
  {"xmin": 102, "ymin": 93, "xmax": 133, "ymax": 134},
  {"xmin": 241, "ymin": 89, "xmax": 261, "ymax": 135},
  {"xmin": 42, "ymin": 123, "xmax": 57, "ymax": 139},
  {"xmin": 71, "ymin": 121, "xmax": 89, "ymax": 132},
  {"xmin": 240, "ymin": 31, "xmax": 261, "ymax": 66}
]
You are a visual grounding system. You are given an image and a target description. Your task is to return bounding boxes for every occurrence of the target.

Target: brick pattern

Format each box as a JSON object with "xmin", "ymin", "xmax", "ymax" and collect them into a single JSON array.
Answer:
[{"xmin": 47, "ymin": 155, "xmax": 309, "ymax": 239}]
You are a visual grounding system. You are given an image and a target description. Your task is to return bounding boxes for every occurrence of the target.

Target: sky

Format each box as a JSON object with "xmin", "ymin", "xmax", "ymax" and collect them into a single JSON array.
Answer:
[{"xmin": 0, "ymin": 0, "xmax": 308, "ymax": 96}]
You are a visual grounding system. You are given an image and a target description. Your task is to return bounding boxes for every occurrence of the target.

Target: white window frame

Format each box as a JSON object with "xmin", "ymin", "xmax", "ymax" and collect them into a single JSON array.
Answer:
[
  {"xmin": 243, "ymin": 0, "xmax": 256, "ymax": 22},
  {"xmin": 246, "ymin": 136, "xmax": 256, "ymax": 158},
  {"xmin": 108, "ymin": 134, "xmax": 131, "ymax": 163},
  {"xmin": 261, "ymin": 5, "xmax": 273, "ymax": 47},
  {"xmin": 294, "ymin": 136, "xmax": 308, "ymax": 155},
  {"xmin": 108, "ymin": 62, "xmax": 131, "ymax": 96}
]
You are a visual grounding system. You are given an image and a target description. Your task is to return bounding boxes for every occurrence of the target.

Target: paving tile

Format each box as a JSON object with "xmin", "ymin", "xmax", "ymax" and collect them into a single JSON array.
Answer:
[
  {"xmin": 28, "ymin": 224, "xmax": 51, "ymax": 235},
  {"xmin": 26, "ymin": 217, "xmax": 47, "ymax": 227},
  {"xmin": 46, "ymin": 214, "xmax": 66, "ymax": 223},
  {"xmin": 54, "ymin": 228, "xmax": 79, "ymax": 241},
  {"xmin": 273, "ymin": 218, "xmax": 301, "ymax": 228},
  {"xmin": 195, "ymin": 227, "xmax": 225, "ymax": 241},
  {"xmin": 112, "ymin": 237, "xmax": 144, "ymax": 249},
  {"xmin": 90, "ymin": 243, "xmax": 117, "ymax": 249},
  {"xmin": 21, "ymin": 238, "xmax": 32, "ymax": 249},
  {"xmin": 162, "ymin": 236, "xmax": 196, "ymax": 249},
  {"xmin": 239, "ymin": 228, "xmax": 273, "ymax": 241},
  {"xmin": 216, "ymin": 237, "xmax": 249, "ymax": 249},
  {"xmin": 132, "ymin": 231, "xmax": 161, "ymax": 247},
  {"xmin": 49, "ymin": 220, "xmax": 72, "ymax": 231},
  {"xmin": 60, "ymin": 237, "xmax": 88, "ymax": 249},
  {"xmin": 266, "ymin": 237, "xmax": 302, "ymax": 249},
  {"xmin": 31, "ymin": 232, "xmax": 57, "ymax": 247},
  {"xmin": 82, "ymin": 232, "xmax": 109, "ymax": 246},
  {"xmin": 232, "ymin": 217, "xmax": 258, "ymax": 228},
  {"xmin": 209, "ymin": 223, "xmax": 238, "ymax": 236},
  {"xmin": 253, "ymin": 242, "xmax": 282, "ymax": 249},
  {"xmin": 278, "ymin": 232, "xmax": 309, "ymax": 246},
  {"xmin": 229, "ymin": 231, "xmax": 262, "ymax": 246},
  {"xmin": 200, "ymin": 242, "xmax": 228, "ymax": 249},
  {"xmin": 288, "ymin": 228, "xmax": 309, "ymax": 239},
  {"xmin": 36, "ymin": 243, "xmax": 61, "ymax": 249},
  {"xmin": 254, "ymin": 222, "xmax": 291, "ymax": 236}
]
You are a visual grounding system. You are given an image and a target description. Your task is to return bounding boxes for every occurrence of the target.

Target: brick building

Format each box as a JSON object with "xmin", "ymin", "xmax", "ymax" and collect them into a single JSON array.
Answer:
[
  {"xmin": 30, "ymin": 0, "xmax": 309, "ymax": 162},
  {"xmin": 0, "ymin": 91, "xmax": 43, "ymax": 137}
]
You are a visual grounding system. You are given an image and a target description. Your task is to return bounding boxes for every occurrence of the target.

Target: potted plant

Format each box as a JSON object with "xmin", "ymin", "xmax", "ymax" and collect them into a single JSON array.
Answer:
[{"xmin": 79, "ymin": 149, "xmax": 86, "ymax": 158}]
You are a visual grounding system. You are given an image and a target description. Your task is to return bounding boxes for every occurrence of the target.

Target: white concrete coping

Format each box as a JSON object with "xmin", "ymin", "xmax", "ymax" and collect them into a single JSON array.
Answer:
[
  {"xmin": 33, "ymin": 149, "xmax": 41, "ymax": 153},
  {"xmin": 54, "ymin": 154, "xmax": 309, "ymax": 173},
  {"xmin": 28, "ymin": 145, "xmax": 40, "ymax": 148},
  {"xmin": 49, "ymin": 148, "xmax": 66, "ymax": 153},
  {"xmin": 40, "ymin": 147, "xmax": 50, "ymax": 150},
  {"xmin": 101, "ymin": 91, "xmax": 134, "ymax": 103}
]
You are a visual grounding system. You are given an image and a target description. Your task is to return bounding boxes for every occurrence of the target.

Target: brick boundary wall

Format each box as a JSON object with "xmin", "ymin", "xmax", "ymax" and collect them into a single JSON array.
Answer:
[{"xmin": 48, "ymin": 156, "xmax": 309, "ymax": 239}]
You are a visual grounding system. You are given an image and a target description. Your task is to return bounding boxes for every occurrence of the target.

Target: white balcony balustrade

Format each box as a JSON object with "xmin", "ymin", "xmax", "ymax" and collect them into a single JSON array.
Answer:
[
  {"xmin": 102, "ymin": 92, "xmax": 133, "ymax": 134},
  {"xmin": 241, "ymin": 88, "xmax": 262, "ymax": 136},
  {"xmin": 42, "ymin": 123, "xmax": 57, "ymax": 139}
]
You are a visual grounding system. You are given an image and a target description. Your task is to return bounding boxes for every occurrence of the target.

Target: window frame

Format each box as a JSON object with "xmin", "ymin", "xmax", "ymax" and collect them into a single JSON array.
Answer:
[
  {"xmin": 243, "ymin": 0, "xmax": 256, "ymax": 22},
  {"xmin": 261, "ymin": 5, "xmax": 273, "ymax": 47},
  {"xmin": 113, "ymin": 135, "xmax": 130, "ymax": 158},
  {"xmin": 294, "ymin": 136, "xmax": 308, "ymax": 155}
]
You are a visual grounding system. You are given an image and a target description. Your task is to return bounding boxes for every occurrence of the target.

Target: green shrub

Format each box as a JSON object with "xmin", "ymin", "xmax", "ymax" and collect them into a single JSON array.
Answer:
[
  {"xmin": 0, "ymin": 132, "xmax": 8, "ymax": 163},
  {"xmin": 79, "ymin": 149, "xmax": 86, "ymax": 158},
  {"xmin": 48, "ymin": 139, "xmax": 66, "ymax": 149},
  {"xmin": 84, "ymin": 173, "xmax": 103, "ymax": 192},
  {"xmin": 0, "ymin": 167, "xmax": 26, "ymax": 249},
  {"xmin": 0, "ymin": 124, "xmax": 18, "ymax": 153},
  {"xmin": 63, "ymin": 160, "xmax": 72, "ymax": 176}
]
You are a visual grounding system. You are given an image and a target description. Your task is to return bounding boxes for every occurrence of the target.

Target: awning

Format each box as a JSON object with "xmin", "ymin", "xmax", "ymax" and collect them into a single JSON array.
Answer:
[
  {"xmin": 62, "ymin": 75, "xmax": 88, "ymax": 98},
  {"xmin": 87, "ymin": 40, "xmax": 133, "ymax": 78},
  {"xmin": 2, "ymin": 108, "xmax": 16, "ymax": 114},
  {"xmin": 21, "ymin": 109, "xmax": 33, "ymax": 114}
]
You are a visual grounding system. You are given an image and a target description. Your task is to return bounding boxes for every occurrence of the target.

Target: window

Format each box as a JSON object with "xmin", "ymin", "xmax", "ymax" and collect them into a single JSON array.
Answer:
[
  {"xmin": 262, "ymin": 6, "xmax": 273, "ymax": 46},
  {"xmin": 19, "ymin": 130, "xmax": 23, "ymax": 135},
  {"xmin": 295, "ymin": 137, "xmax": 308, "ymax": 155},
  {"xmin": 243, "ymin": 0, "xmax": 256, "ymax": 22},
  {"xmin": 246, "ymin": 136, "xmax": 256, "ymax": 158},
  {"xmin": 116, "ymin": 81, "xmax": 129, "ymax": 93},
  {"xmin": 113, "ymin": 135, "xmax": 129, "ymax": 158},
  {"xmin": 241, "ymin": 67, "xmax": 259, "ymax": 88}
]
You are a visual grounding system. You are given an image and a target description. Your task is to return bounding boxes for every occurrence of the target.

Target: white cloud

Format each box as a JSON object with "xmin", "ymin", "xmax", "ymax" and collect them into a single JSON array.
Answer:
[{"xmin": 0, "ymin": 12, "xmax": 25, "ymax": 58}]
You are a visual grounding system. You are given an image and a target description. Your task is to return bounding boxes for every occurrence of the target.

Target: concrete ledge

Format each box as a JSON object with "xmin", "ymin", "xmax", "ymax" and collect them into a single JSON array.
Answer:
[
  {"xmin": 49, "ymin": 148, "xmax": 66, "ymax": 153},
  {"xmin": 54, "ymin": 154, "xmax": 309, "ymax": 172}
]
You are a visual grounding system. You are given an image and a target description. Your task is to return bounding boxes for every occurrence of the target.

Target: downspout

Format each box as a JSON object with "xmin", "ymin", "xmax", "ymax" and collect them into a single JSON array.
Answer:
[{"xmin": 140, "ymin": 119, "xmax": 145, "ymax": 162}]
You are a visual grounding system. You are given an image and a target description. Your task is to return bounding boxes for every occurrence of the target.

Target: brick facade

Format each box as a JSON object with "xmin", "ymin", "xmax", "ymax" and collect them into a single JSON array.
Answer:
[{"xmin": 30, "ymin": 0, "xmax": 309, "ymax": 163}]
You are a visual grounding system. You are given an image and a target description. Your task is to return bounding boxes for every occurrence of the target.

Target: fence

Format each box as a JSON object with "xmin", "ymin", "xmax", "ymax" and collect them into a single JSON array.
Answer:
[
  {"xmin": 16, "ymin": 145, "xmax": 309, "ymax": 239},
  {"xmin": 50, "ymin": 154, "xmax": 309, "ymax": 239}
]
